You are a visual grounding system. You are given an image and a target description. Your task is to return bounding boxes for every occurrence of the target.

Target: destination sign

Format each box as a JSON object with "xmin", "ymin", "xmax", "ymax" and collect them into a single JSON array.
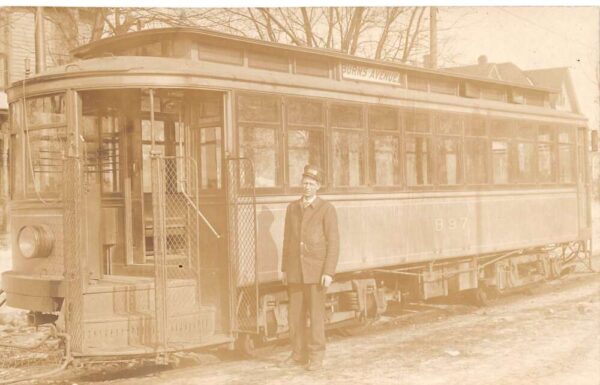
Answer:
[{"xmin": 341, "ymin": 63, "xmax": 404, "ymax": 86}]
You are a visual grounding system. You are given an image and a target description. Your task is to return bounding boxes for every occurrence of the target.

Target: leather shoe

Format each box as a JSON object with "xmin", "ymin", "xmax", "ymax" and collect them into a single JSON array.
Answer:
[
  {"xmin": 278, "ymin": 355, "xmax": 306, "ymax": 368},
  {"xmin": 305, "ymin": 360, "xmax": 323, "ymax": 371}
]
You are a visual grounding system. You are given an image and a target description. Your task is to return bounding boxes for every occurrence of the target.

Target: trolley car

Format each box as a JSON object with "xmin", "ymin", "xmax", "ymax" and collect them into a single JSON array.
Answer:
[{"xmin": 1, "ymin": 28, "xmax": 592, "ymax": 357}]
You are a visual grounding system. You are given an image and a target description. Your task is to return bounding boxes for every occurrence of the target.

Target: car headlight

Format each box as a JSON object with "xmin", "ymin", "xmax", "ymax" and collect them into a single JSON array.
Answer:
[{"xmin": 17, "ymin": 225, "xmax": 54, "ymax": 259}]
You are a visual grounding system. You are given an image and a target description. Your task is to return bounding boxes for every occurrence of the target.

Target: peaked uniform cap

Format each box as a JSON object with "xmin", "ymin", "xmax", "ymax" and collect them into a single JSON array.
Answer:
[{"xmin": 302, "ymin": 164, "xmax": 323, "ymax": 183}]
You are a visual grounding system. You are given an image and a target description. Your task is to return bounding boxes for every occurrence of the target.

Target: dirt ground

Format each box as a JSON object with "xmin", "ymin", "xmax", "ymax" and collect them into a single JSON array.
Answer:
[
  {"xmin": 45, "ymin": 267, "xmax": 598, "ymax": 385},
  {"xmin": 1, "ymin": 238, "xmax": 599, "ymax": 385}
]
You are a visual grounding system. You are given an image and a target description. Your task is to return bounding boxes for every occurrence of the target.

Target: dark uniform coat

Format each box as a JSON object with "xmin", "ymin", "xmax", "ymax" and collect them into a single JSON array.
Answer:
[{"xmin": 281, "ymin": 197, "xmax": 339, "ymax": 284}]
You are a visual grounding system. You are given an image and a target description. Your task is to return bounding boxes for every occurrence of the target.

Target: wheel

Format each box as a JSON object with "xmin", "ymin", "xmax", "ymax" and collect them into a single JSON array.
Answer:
[{"xmin": 235, "ymin": 333, "xmax": 257, "ymax": 358}]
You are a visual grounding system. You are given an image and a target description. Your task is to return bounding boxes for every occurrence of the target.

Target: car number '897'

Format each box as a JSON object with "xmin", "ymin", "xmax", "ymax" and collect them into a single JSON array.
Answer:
[{"xmin": 434, "ymin": 217, "xmax": 468, "ymax": 232}]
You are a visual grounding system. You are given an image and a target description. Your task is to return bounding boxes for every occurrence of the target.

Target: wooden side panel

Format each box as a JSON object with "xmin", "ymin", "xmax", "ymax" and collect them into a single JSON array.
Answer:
[{"xmin": 255, "ymin": 190, "xmax": 579, "ymax": 283}]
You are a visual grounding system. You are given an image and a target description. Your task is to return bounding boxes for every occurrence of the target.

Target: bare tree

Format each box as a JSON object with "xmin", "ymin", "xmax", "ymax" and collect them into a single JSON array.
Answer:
[{"xmin": 32, "ymin": 7, "xmax": 454, "ymax": 65}]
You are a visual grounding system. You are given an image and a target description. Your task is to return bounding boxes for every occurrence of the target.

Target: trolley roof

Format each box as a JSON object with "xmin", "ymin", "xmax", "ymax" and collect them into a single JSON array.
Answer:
[{"xmin": 71, "ymin": 27, "xmax": 559, "ymax": 94}]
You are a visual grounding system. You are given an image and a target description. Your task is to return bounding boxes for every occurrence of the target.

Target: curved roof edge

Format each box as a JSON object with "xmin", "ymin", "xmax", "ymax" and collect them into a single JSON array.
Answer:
[{"xmin": 71, "ymin": 27, "xmax": 560, "ymax": 94}]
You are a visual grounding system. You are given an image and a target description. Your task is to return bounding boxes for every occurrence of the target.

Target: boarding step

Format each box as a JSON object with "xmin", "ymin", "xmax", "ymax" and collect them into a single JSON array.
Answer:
[
  {"xmin": 83, "ymin": 276, "xmax": 201, "ymax": 317},
  {"xmin": 80, "ymin": 306, "xmax": 216, "ymax": 355}
]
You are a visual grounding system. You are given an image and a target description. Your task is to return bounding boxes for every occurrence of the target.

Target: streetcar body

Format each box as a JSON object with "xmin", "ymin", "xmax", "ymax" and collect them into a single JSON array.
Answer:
[{"xmin": 1, "ymin": 28, "xmax": 591, "ymax": 356}]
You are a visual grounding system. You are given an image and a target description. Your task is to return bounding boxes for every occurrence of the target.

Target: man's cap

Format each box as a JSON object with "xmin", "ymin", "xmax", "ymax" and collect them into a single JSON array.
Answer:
[{"xmin": 302, "ymin": 164, "xmax": 323, "ymax": 183}]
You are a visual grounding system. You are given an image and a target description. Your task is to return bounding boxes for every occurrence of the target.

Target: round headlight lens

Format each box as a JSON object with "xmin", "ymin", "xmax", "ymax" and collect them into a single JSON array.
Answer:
[{"xmin": 17, "ymin": 226, "xmax": 54, "ymax": 259}]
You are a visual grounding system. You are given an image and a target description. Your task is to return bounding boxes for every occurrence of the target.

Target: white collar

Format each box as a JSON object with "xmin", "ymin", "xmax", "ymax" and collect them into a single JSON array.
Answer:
[{"xmin": 302, "ymin": 196, "xmax": 317, "ymax": 206}]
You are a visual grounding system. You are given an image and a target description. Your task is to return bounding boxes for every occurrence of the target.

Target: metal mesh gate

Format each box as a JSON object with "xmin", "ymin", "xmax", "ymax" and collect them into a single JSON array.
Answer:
[
  {"xmin": 226, "ymin": 158, "xmax": 259, "ymax": 333},
  {"xmin": 150, "ymin": 155, "xmax": 212, "ymax": 351}
]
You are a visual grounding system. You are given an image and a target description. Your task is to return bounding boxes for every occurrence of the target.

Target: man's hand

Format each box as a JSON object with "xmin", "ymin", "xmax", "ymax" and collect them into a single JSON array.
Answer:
[{"xmin": 320, "ymin": 274, "xmax": 333, "ymax": 288}]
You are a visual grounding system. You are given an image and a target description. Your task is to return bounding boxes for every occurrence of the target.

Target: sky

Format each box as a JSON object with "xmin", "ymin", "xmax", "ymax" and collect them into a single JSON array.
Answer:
[{"xmin": 439, "ymin": 6, "xmax": 599, "ymax": 129}]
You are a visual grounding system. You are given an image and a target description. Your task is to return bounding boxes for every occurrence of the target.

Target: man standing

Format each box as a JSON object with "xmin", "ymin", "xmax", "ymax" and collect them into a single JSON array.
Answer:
[{"xmin": 280, "ymin": 164, "xmax": 339, "ymax": 371}]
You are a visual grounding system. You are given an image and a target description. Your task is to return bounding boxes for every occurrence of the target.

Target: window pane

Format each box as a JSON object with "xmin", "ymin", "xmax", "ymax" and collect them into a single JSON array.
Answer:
[
  {"xmin": 492, "ymin": 140, "xmax": 509, "ymax": 184},
  {"xmin": 333, "ymin": 131, "xmax": 364, "ymax": 186},
  {"xmin": 371, "ymin": 135, "xmax": 400, "ymax": 186},
  {"xmin": 437, "ymin": 137, "xmax": 461, "ymax": 185},
  {"xmin": 515, "ymin": 142, "xmax": 535, "ymax": 182},
  {"xmin": 465, "ymin": 138, "xmax": 488, "ymax": 184},
  {"xmin": 10, "ymin": 102, "xmax": 22, "ymax": 132},
  {"xmin": 559, "ymin": 144, "xmax": 574, "ymax": 183},
  {"xmin": 429, "ymin": 79, "xmax": 458, "ymax": 95},
  {"xmin": 538, "ymin": 125, "xmax": 556, "ymax": 142},
  {"xmin": 26, "ymin": 94, "xmax": 66, "ymax": 125},
  {"xmin": 368, "ymin": 107, "xmax": 398, "ymax": 131},
  {"xmin": 407, "ymin": 75, "xmax": 428, "ymax": 91},
  {"xmin": 436, "ymin": 115, "xmax": 463, "ymax": 135},
  {"xmin": 142, "ymin": 120, "xmax": 165, "ymax": 142},
  {"xmin": 10, "ymin": 133, "xmax": 22, "ymax": 197},
  {"xmin": 101, "ymin": 116, "xmax": 120, "ymax": 193},
  {"xmin": 287, "ymin": 129, "xmax": 324, "ymax": 187},
  {"xmin": 538, "ymin": 142, "xmax": 555, "ymax": 183},
  {"xmin": 491, "ymin": 120, "xmax": 513, "ymax": 138},
  {"xmin": 406, "ymin": 112, "xmax": 430, "ymax": 133},
  {"xmin": 406, "ymin": 136, "xmax": 432, "ymax": 186},
  {"xmin": 516, "ymin": 124, "xmax": 537, "ymax": 140},
  {"xmin": 248, "ymin": 50, "xmax": 288, "ymax": 72},
  {"xmin": 238, "ymin": 94, "xmax": 280, "ymax": 123},
  {"xmin": 142, "ymin": 143, "xmax": 165, "ymax": 193},
  {"xmin": 197, "ymin": 41, "xmax": 243, "ymax": 65},
  {"xmin": 239, "ymin": 126, "xmax": 278, "ymax": 187},
  {"xmin": 199, "ymin": 127, "xmax": 222, "ymax": 189},
  {"xmin": 466, "ymin": 117, "xmax": 486, "ymax": 137},
  {"xmin": 481, "ymin": 86, "xmax": 506, "ymax": 101},
  {"xmin": 287, "ymin": 99, "xmax": 324, "ymax": 126},
  {"xmin": 330, "ymin": 104, "xmax": 362, "ymax": 128},
  {"xmin": 558, "ymin": 129, "xmax": 573, "ymax": 143},
  {"xmin": 26, "ymin": 127, "xmax": 66, "ymax": 193},
  {"xmin": 296, "ymin": 57, "xmax": 329, "ymax": 78}
]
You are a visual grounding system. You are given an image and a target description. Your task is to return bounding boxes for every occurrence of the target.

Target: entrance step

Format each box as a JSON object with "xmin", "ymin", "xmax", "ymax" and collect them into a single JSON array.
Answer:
[{"xmin": 78, "ymin": 277, "xmax": 216, "ymax": 355}]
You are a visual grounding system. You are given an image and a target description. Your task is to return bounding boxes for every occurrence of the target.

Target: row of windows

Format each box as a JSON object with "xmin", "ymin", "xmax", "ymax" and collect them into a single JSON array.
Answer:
[
  {"xmin": 114, "ymin": 37, "xmax": 551, "ymax": 109},
  {"xmin": 237, "ymin": 93, "xmax": 581, "ymax": 190}
]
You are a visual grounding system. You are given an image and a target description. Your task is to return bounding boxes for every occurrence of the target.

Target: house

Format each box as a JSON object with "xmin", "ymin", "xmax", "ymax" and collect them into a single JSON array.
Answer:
[{"xmin": 444, "ymin": 55, "xmax": 581, "ymax": 114}]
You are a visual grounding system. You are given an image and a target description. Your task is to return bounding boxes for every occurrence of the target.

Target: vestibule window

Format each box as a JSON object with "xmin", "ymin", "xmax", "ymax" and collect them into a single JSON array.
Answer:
[{"xmin": 23, "ymin": 94, "xmax": 67, "ymax": 195}]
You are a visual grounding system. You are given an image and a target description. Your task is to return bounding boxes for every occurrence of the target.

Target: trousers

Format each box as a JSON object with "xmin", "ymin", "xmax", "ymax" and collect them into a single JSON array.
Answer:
[{"xmin": 287, "ymin": 283, "xmax": 326, "ymax": 362}]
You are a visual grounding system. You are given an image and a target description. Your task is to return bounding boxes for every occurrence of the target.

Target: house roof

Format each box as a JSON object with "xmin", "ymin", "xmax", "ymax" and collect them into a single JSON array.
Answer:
[
  {"xmin": 524, "ymin": 67, "xmax": 569, "ymax": 89},
  {"xmin": 524, "ymin": 67, "xmax": 580, "ymax": 113},
  {"xmin": 444, "ymin": 62, "xmax": 534, "ymax": 87}
]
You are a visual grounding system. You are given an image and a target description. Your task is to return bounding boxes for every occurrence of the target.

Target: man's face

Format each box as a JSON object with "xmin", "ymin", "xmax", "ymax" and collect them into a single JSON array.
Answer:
[{"xmin": 302, "ymin": 177, "xmax": 320, "ymax": 199}]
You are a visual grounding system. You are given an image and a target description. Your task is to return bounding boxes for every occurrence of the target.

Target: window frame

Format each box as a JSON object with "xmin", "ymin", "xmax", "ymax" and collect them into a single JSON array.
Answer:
[
  {"xmin": 235, "ymin": 91, "xmax": 284, "ymax": 192},
  {"xmin": 404, "ymin": 109, "xmax": 434, "ymax": 190},
  {"xmin": 536, "ymin": 124, "xmax": 557, "ymax": 185},
  {"xmin": 329, "ymin": 101, "xmax": 367, "ymax": 191},
  {"xmin": 464, "ymin": 115, "xmax": 490, "ymax": 187},
  {"xmin": 285, "ymin": 97, "xmax": 327, "ymax": 191},
  {"xmin": 367, "ymin": 105, "xmax": 403, "ymax": 189},
  {"xmin": 433, "ymin": 113, "xmax": 464, "ymax": 189},
  {"xmin": 22, "ymin": 93, "xmax": 68, "ymax": 199}
]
